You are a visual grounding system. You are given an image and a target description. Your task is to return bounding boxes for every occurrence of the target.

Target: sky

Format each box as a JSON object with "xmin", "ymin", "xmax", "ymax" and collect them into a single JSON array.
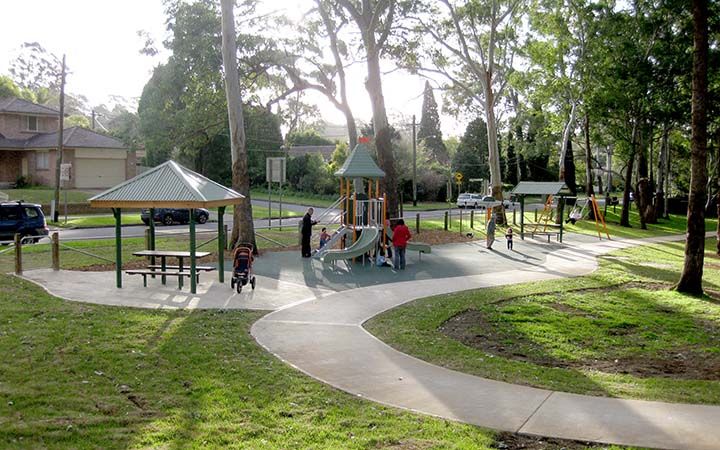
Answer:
[{"xmin": 0, "ymin": 0, "xmax": 464, "ymax": 137}]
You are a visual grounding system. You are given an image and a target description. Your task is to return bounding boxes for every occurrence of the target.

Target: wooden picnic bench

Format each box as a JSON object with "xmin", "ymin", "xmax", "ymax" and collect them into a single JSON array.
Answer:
[
  {"xmin": 130, "ymin": 250, "xmax": 213, "ymax": 289},
  {"xmin": 530, "ymin": 224, "xmax": 562, "ymax": 242}
]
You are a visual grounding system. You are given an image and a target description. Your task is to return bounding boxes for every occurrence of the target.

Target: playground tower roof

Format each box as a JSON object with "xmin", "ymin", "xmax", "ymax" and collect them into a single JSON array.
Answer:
[
  {"xmin": 89, "ymin": 160, "xmax": 245, "ymax": 208},
  {"xmin": 334, "ymin": 142, "xmax": 385, "ymax": 179}
]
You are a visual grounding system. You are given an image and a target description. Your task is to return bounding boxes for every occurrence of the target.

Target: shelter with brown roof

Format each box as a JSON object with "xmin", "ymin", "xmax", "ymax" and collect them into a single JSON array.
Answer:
[{"xmin": 0, "ymin": 96, "xmax": 135, "ymax": 189}]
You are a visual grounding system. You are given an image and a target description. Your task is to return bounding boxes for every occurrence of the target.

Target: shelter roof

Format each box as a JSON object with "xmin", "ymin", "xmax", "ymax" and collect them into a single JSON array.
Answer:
[
  {"xmin": 89, "ymin": 160, "xmax": 244, "ymax": 208},
  {"xmin": 511, "ymin": 181, "xmax": 571, "ymax": 196},
  {"xmin": 334, "ymin": 142, "xmax": 385, "ymax": 178}
]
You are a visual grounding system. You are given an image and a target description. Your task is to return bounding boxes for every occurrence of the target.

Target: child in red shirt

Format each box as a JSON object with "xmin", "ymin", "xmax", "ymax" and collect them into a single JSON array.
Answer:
[{"xmin": 392, "ymin": 219, "xmax": 412, "ymax": 270}]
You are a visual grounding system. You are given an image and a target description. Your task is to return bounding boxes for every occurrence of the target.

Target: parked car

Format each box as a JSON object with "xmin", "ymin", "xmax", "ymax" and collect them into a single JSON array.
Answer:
[
  {"xmin": 141, "ymin": 208, "xmax": 210, "ymax": 226},
  {"xmin": 477, "ymin": 195, "xmax": 512, "ymax": 210},
  {"xmin": 456, "ymin": 193, "xmax": 484, "ymax": 209},
  {"xmin": 0, "ymin": 201, "xmax": 49, "ymax": 243}
]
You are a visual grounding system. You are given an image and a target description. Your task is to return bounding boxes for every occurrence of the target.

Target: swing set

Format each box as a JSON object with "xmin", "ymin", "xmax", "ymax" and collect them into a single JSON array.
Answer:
[{"xmin": 567, "ymin": 194, "xmax": 610, "ymax": 240}]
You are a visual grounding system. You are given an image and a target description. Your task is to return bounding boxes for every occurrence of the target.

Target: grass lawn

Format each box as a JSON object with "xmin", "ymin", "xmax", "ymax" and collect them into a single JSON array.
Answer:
[
  {"xmin": 51, "ymin": 214, "xmax": 145, "ymax": 228},
  {"xmin": 367, "ymin": 239, "xmax": 720, "ymax": 405},
  {"xmin": 250, "ymin": 189, "xmax": 336, "ymax": 208},
  {"xmin": 0, "ymin": 275, "xmax": 506, "ymax": 449},
  {"xmin": 1, "ymin": 188, "xmax": 95, "ymax": 204}
]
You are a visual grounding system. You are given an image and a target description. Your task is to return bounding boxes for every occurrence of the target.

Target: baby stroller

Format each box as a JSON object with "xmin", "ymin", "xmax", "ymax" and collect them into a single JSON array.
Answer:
[{"xmin": 230, "ymin": 244, "xmax": 256, "ymax": 293}]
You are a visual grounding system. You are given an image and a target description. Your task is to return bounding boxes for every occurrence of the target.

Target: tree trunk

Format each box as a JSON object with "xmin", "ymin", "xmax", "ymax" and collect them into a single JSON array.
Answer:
[
  {"xmin": 559, "ymin": 102, "xmax": 577, "ymax": 182},
  {"xmin": 677, "ymin": 0, "xmax": 708, "ymax": 295},
  {"xmin": 655, "ymin": 124, "xmax": 669, "ymax": 218},
  {"xmin": 365, "ymin": 51, "xmax": 398, "ymax": 218},
  {"xmin": 220, "ymin": 0, "xmax": 256, "ymax": 251},
  {"xmin": 584, "ymin": 113, "xmax": 595, "ymax": 220},
  {"xmin": 483, "ymin": 74, "xmax": 504, "ymax": 223},
  {"xmin": 620, "ymin": 123, "xmax": 638, "ymax": 227},
  {"xmin": 636, "ymin": 128, "xmax": 657, "ymax": 227}
]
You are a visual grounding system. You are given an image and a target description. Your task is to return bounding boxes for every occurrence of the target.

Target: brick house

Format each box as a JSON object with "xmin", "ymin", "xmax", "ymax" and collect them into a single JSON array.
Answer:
[{"xmin": 0, "ymin": 97, "xmax": 136, "ymax": 189}]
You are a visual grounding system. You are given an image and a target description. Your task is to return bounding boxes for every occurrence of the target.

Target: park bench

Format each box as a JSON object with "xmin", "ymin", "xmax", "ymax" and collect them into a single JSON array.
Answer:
[
  {"xmin": 530, "ymin": 224, "xmax": 562, "ymax": 242},
  {"xmin": 126, "ymin": 269, "xmax": 196, "ymax": 287}
]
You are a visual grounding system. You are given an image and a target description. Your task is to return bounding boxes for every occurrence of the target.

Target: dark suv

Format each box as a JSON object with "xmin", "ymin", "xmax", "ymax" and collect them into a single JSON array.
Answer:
[
  {"xmin": 140, "ymin": 208, "xmax": 210, "ymax": 226},
  {"xmin": 0, "ymin": 202, "xmax": 49, "ymax": 243}
]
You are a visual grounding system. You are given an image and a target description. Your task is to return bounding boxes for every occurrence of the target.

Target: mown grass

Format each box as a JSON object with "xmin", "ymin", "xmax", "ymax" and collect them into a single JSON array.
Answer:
[
  {"xmin": 519, "ymin": 205, "xmax": 718, "ymax": 239},
  {"xmin": 249, "ymin": 189, "xmax": 336, "ymax": 208},
  {"xmin": 1, "ymin": 188, "xmax": 95, "ymax": 204},
  {"xmin": 0, "ymin": 275, "xmax": 505, "ymax": 449},
  {"xmin": 366, "ymin": 239, "xmax": 720, "ymax": 405}
]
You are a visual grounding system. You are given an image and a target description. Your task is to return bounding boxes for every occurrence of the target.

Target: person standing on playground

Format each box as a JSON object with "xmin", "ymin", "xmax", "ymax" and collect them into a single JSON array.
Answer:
[
  {"xmin": 392, "ymin": 219, "xmax": 411, "ymax": 270},
  {"xmin": 486, "ymin": 211, "xmax": 496, "ymax": 249},
  {"xmin": 505, "ymin": 227, "xmax": 514, "ymax": 250},
  {"xmin": 318, "ymin": 227, "xmax": 330, "ymax": 250},
  {"xmin": 301, "ymin": 207, "xmax": 317, "ymax": 258}
]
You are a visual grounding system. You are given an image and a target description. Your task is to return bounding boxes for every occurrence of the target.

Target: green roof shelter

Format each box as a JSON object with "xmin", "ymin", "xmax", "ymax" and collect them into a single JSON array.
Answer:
[
  {"xmin": 510, "ymin": 181, "xmax": 572, "ymax": 242},
  {"xmin": 89, "ymin": 160, "xmax": 244, "ymax": 293}
]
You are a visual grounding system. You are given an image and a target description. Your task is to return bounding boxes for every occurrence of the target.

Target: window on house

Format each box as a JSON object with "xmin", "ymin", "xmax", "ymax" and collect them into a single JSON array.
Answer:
[
  {"xmin": 36, "ymin": 152, "xmax": 49, "ymax": 170},
  {"xmin": 27, "ymin": 116, "xmax": 38, "ymax": 131}
]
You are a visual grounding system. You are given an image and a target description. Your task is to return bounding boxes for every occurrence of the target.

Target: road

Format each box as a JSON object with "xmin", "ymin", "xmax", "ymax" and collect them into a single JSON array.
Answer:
[{"xmin": 49, "ymin": 200, "xmax": 535, "ymax": 242}]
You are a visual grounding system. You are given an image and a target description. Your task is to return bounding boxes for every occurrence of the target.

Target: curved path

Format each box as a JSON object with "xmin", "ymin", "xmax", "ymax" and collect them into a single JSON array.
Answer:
[{"xmin": 252, "ymin": 234, "xmax": 720, "ymax": 450}]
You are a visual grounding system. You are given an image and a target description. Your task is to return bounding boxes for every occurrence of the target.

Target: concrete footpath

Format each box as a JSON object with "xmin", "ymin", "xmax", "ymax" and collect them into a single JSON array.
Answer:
[{"xmin": 251, "ymin": 234, "xmax": 720, "ymax": 450}]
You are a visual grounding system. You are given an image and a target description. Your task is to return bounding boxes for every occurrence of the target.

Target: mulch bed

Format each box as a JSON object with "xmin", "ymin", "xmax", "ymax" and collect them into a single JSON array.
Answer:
[
  {"xmin": 439, "ymin": 283, "xmax": 720, "ymax": 381},
  {"xmin": 492, "ymin": 432, "xmax": 614, "ymax": 449}
]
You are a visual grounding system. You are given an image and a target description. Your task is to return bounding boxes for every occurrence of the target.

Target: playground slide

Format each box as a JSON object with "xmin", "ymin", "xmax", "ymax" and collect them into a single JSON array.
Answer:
[
  {"xmin": 385, "ymin": 227, "xmax": 431, "ymax": 254},
  {"xmin": 313, "ymin": 226, "xmax": 352, "ymax": 259},
  {"xmin": 320, "ymin": 227, "xmax": 380, "ymax": 263}
]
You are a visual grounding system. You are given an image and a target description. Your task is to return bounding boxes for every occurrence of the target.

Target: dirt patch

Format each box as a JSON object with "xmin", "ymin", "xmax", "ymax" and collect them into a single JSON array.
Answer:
[
  {"xmin": 493, "ymin": 432, "xmax": 613, "ymax": 449},
  {"xmin": 439, "ymin": 285, "xmax": 720, "ymax": 381}
]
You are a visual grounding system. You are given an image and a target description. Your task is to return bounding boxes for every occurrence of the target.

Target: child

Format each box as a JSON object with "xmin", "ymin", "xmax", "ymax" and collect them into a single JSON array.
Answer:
[
  {"xmin": 318, "ymin": 227, "xmax": 330, "ymax": 249},
  {"xmin": 392, "ymin": 219, "xmax": 412, "ymax": 270},
  {"xmin": 505, "ymin": 227, "xmax": 513, "ymax": 250}
]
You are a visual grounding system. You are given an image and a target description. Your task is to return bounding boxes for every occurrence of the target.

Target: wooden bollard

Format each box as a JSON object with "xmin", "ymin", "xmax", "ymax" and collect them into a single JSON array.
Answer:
[
  {"xmin": 470, "ymin": 210, "xmax": 474, "ymax": 229},
  {"xmin": 52, "ymin": 232, "xmax": 59, "ymax": 271},
  {"xmin": 415, "ymin": 213, "xmax": 420, "ymax": 234},
  {"xmin": 444, "ymin": 211, "xmax": 449, "ymax": 230},
  {"xmin": 14, "ymin": 233, "xmax": 21, "ymax": 275},
  {"xmin": 534, "ymin": 208, "xmax": 538, "ymax": 222}
]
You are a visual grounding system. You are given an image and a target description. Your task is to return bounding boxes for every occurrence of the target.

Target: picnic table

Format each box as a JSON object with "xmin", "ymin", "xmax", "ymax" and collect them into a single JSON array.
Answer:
[{"xmin": 129, "ymin": 250, "xmax": 213, "ymax": 289}]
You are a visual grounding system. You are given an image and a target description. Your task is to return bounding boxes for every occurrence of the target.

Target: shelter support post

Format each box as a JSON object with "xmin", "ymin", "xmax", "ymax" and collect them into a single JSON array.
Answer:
[
  {"xmin": 190, "ymin": 208, "xmax": 197, "ymax": 294},
  {"xmin": 149, "ymin": 208, "xmax": 156, "ymax": 267},
  {"xmin": 520, "ymin": 196, "xmax": 525, "ymax": 240},
  {"xmin": 113, "ymin": 208, "xmax": 122, "ymax": 288},
  {"xmin": 218, "ymin": 206, "xmax": 225, "ymax": 283},
  {"xmin": 558, "ymin": 197, "xmax": 565, "ymax": 243}
]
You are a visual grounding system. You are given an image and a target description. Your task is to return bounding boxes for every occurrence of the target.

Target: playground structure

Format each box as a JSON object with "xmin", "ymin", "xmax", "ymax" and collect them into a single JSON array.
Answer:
[{"xmin": 313, "ymin": 138, "xmax": 431, "ymax": 264}]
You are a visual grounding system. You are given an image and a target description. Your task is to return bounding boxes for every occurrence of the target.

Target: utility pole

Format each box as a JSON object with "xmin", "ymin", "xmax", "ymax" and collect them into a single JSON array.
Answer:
[
  {"xmin": 52, "ymin": 54, "xmax": 66, "ymax": 223},
  {"xmin": 412, "ymin": 114, "xmax": 417, "ymax": 207}
]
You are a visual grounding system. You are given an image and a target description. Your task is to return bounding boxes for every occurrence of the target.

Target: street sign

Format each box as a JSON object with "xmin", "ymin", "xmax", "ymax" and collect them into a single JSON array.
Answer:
[
  {"xmin": 454, "ymin": 172, "xmax": 463, "ymax": 183},
  {"xmin": 266, "ymin": 157, "xmax": 286, "ymax": 183},
  {"xmin": 60, "ymin": 163, "xmax": 72, "ymax": 181}
]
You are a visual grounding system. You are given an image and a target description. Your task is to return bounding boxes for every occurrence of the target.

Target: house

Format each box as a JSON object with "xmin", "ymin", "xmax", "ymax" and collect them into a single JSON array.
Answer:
[
  {"xmin": 0, "ymin": 97, "xmax": 136, "ymax": 189},
  {"xmin": 287, "ymin": 144, "xmax": 337, "ymax": 161}
]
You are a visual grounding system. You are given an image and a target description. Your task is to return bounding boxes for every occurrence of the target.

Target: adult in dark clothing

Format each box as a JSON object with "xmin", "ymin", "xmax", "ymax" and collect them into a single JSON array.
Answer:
[{"xmin": 301, "ymin": 207, "xmax": 317, "ymax": 257}]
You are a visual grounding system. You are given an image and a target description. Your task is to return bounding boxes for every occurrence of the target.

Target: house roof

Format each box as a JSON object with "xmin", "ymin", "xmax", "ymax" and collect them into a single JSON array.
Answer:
[
  {"xmin": 0, "ymin": 97, "xmax": 59, "ymax": 116},
  {"xmin": 0, "ymin": 127, "xmax": 128, "ymax": 150},
  {"xmin": 511, "ymin": 181, "xmax": 571, "ymax": 196},
  {"xmin": 89, "ymin": 160, "xmax": 244, "ymax": 209},
  {"xmin": 334, "ymin": 142, "xmax": 385, "ymax": 178},
  {"xmin": 27, "ymin": 127, "xmax": 127, "ymax": 149}
]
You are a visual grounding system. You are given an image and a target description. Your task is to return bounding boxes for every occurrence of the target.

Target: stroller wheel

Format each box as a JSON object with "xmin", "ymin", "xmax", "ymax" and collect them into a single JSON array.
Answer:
[
  {"xmin": 251, "ymin": 276, "xmax": 256, "ymax": 290},
  {"xmin": 236, "ymin": 281, "xmax": 242, "ymax": 294}
]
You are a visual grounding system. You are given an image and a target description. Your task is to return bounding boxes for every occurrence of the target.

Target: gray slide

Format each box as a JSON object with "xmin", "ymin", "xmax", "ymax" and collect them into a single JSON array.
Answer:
[
  {"xmin": 320, "ymin": 227, "xmax": 380, "ymax": 263},
  {"xmin": 385, "ymin": 227, "xmax": 431, "ymax": 254},
  {"xmin": 313, "ymin": 226, "xmax": 352, "ymax": 259}
]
